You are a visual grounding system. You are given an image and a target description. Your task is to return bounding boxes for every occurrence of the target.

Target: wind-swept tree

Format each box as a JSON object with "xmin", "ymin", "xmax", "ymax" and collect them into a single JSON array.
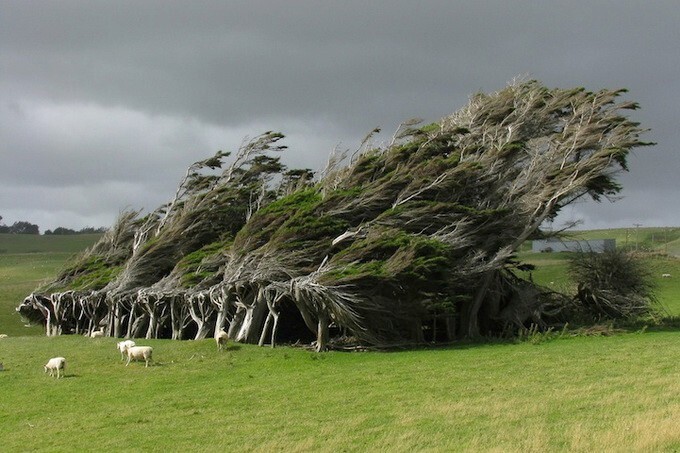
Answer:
[{"xmin": 19, "ymin": 80, "xmax": 652, "ymax": 346}]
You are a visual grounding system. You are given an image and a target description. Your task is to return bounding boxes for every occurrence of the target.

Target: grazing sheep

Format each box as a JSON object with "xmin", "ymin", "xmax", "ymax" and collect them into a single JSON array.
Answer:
[
  {"xmin": 126, "ymin": 346, "xmax": 153, "ymax": 367},
  {"xmin": 116, "ymin": 340, "xmax": 136, "ymax": 361},
  {"xmin": 90, "ymin": 330, "xmax": 104, "ymax": 338},
  {"xmin": 0, "ymin": 334, "xmax": 8, "ymax": 338},
  {"xmin": 44, "ymin": 357, "xmax": 66, "ymax": 378},
  {"xmin": 215, "ymin": 330, "xmax": 229, "ymax": 351},
  {"xmin": 662, "ymin": 273, "xmax": 671, "ymax": 278}
]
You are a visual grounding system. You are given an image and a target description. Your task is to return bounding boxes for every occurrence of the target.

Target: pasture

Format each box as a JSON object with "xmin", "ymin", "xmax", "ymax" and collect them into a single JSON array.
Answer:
[
  {"xmin": 1, "ymin": 232, "xmax": 679, "ymax": 451},
  {"xmin": 1, "ymin": 333, "xmax": 679, "ymax": 451}
]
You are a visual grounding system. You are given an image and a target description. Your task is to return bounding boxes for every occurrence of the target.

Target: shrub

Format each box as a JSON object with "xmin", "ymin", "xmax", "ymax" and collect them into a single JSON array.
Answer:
[{"xmin": 569, "ymin": 249, "xmax": 658, "ymax": 320}]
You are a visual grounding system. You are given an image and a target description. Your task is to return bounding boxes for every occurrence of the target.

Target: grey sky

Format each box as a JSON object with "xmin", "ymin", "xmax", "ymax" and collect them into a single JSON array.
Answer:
[{"xmin": 1, "ymin": 1, "xmax": 678, "ymax": 231}]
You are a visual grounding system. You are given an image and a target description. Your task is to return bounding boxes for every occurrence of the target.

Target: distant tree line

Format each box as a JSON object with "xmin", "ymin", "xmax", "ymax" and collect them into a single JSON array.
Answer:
[
  {"xmin": 0, "ymin": 216, "xmax": 40, "ymax": 234},
  {"xmin": 0, "ymin": 215, "xmax": 106, "ymax": 235},
  {"xmin": 44, "ymin": 227, "xmax": 108, "ymax": 235}
]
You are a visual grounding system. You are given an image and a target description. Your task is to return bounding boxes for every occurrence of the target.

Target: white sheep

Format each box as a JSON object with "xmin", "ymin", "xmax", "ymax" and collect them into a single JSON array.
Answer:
[
  {"xmin": 90, "ymin": 330, "xmax": 104, "ymax": 338},
  {"xmin": 215, "ymin": 330, "xmax": 229, "ymax": 351},
  {"xmin": 0, "ymin": 334, "xmax": 8, "ymax": 338},
  {"xmin": 126, "ymin": 346, "xmax": 153, "ymax": 367},
  {"xmin": 44, "ymin": 357, "xmax": 66, "ymax": 378},
  {"xmin": 662, "ymin": 273, "xmax": 671, "ymax": 278},
  {"xmin": 116, "ymin": 340, "xmax": 136, "ymax": 361}
]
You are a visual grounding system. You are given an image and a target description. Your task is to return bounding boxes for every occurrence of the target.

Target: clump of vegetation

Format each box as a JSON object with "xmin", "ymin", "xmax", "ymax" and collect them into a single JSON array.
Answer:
[{"xmin": 569, "ymin": 249, "xmax": 659, "ymax": 320}]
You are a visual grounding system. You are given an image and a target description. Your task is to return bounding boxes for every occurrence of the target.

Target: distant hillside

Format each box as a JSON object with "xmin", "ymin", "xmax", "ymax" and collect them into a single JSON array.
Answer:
[
  {"xmin": 0, "ymin": 233, "xmax": 103, "ymax": 255},
  {"xmin": 562, "ymin": 227, "xmax": 680, "ymax": 256}
]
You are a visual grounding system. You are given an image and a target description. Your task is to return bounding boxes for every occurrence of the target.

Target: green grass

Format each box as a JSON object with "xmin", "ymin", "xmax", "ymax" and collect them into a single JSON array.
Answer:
[{"xmin": 0, "ymin": 334, "xmax": 679, "ymax": 451}]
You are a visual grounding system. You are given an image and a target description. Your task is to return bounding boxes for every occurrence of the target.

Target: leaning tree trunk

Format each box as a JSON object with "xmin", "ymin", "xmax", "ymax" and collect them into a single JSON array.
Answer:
[
  {"xmin": 230, "ymin": 285, "xmax": 269, "ymax": 343},
  {"xmin": 155, "ymin": 299, "xmax": 171, "ymax": 339},
  {"xmin": 258, "ymin": 290, "xmax": 281, "ymax": 347},
  {"xmin": 188, "ymin": 291, "xmax": 215, "ymax": 340},
  {"xmin": 291, "ymin": 285, "xmax": 320, "ymax": 336},
  {"xmin": 49, "ymin": 293, "xmax": 65, "ymax": 336},
  {"xmin": 73, "ymin": 302, "xmax": 82, "ymax": 335},
  {"xmin": 37, "ymin": 296, "xmax": 52, "ymax": 336},
  {"xmin": 170, "ymin": 295, "xmax": 189, "ymax": 340},
  {"xmin": 235, "ymin": 299, "xmax": 269, "ymax": 343},
  {"xmin": 245, "ymin": 287, "xmax": 269, "ymax": 343},
  {"xmin": 210, "ymin": 285, "xmax": 230, "ymax": 334},
  {"xmin": 73, "ymin": 295, "xmax": 91, "ymax": 335},
  {"xmin": 316, "ymin": 310, "xmax": 330, "ymax": 352},
  {"xmin": 129, "ymin": 313, "xmax": 148, "ymax": 339},
  {"xmin": 126, "ymin": 299, "xmax": 138, "ymax": 338},
  {"xmin": 234, "ymin": 304, "xmax": 252, "ymax": 342},
  {"xmin": 112, "ymin": 297, "xmax": 125, "ymax": 338},
  {"xmin": 227, "ymin": 305, "xmax": 246, "ymax": 339},
  {"xmin": 135, "ymin": 290, "xmax": 153, "ymax": 338},
  {"xmin": 464, "ymin": 270, "xmax": 496, "ymax": 338}
]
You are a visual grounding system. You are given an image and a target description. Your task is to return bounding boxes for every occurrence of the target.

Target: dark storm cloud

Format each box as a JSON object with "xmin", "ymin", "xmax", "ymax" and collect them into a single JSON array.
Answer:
[{"xmin": 1, "ymin": 1, "xmax": 678, "ymax": 230}]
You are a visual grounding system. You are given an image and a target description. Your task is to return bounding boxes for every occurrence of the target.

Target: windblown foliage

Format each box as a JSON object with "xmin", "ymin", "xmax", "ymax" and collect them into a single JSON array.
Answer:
[{"xmin": 18, "ymin": 80, "xmax": 653, "ymax": 349}]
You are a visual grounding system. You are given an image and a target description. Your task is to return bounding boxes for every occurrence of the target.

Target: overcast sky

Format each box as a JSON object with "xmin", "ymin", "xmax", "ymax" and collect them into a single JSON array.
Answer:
[{"xmin": 1, "ymin": 1, "xmax": 678, "ymax": 232}]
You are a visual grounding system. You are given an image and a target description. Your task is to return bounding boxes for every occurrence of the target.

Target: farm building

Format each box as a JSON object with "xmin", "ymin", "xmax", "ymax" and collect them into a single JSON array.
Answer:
[{"xmin": 532, "ymin": 238, "xmax": 616, "ymax": 253}]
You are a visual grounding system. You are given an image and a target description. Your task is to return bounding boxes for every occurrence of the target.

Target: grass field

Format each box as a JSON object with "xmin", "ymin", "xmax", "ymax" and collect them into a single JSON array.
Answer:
[
  {"xmin": 1, "ymin": 332, "xmax": 679, "ymax": 452},
  {"xmin": 1, "ymin": 232, "xmax": 679, "ymax": 451}
]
